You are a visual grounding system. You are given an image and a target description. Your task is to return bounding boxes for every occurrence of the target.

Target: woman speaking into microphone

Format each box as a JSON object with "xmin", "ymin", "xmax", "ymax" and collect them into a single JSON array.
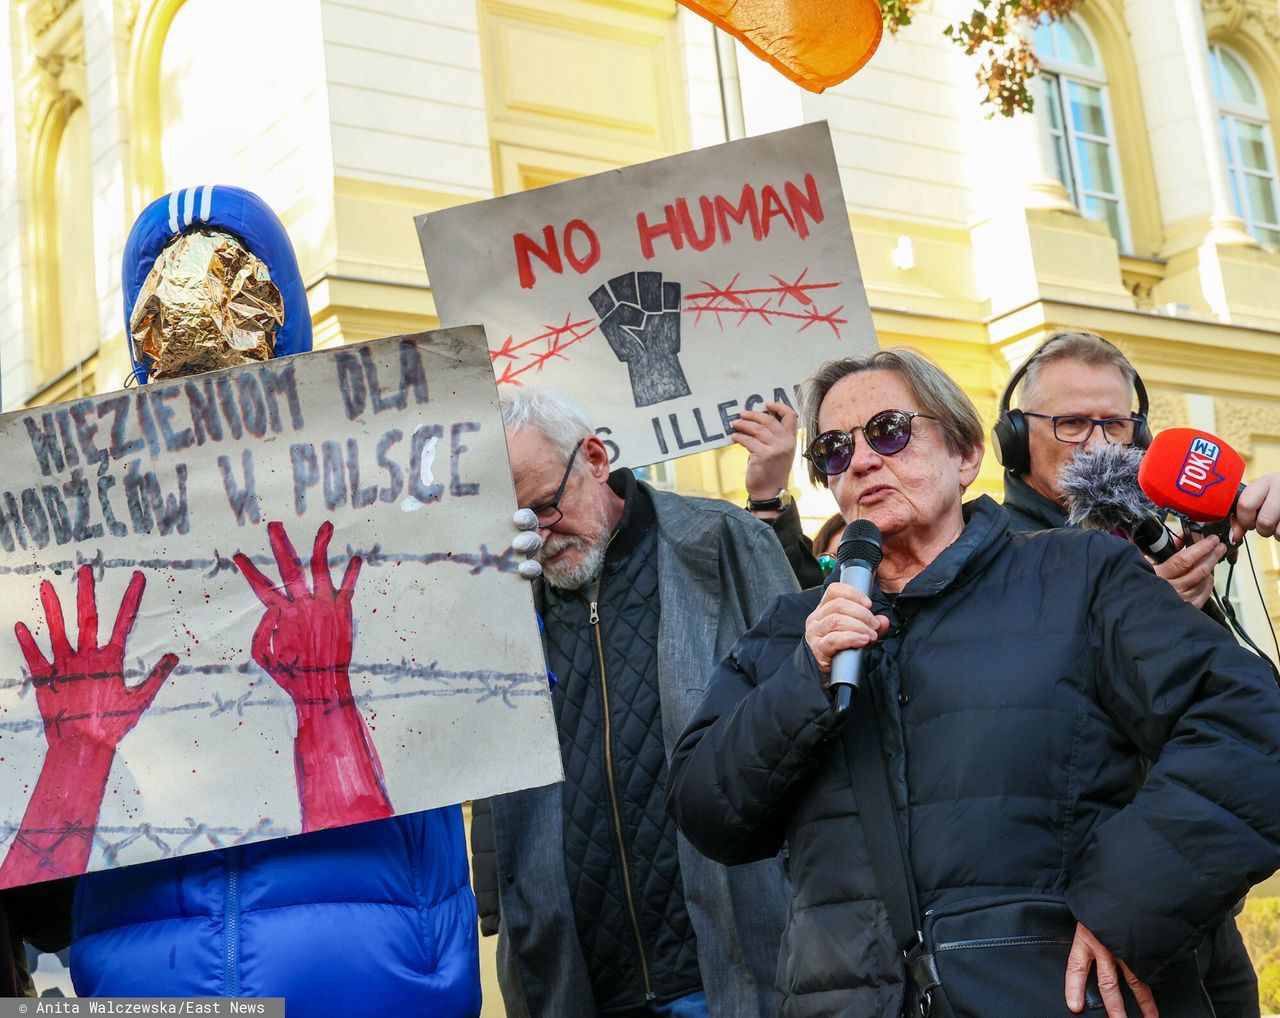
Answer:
[{"xmin": 665, "ymin": 349, "xmax": 1280, "ymax": 1018}]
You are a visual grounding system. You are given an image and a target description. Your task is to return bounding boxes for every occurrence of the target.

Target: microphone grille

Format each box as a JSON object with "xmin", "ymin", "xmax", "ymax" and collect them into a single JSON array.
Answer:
[
  {"xmin": 837, "ymin": 519, "xmax": 883, "ymax": 569},
  {"xmin": 1059, "ymin": 444, "xmax": 1154, "ymax": 533}
]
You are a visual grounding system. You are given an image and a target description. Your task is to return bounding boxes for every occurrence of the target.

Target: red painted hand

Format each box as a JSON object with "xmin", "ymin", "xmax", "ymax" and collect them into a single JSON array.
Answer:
[
  {"xmin": 234, "ymin": 521, "xmax": 392, "ymax": 831},
  {"xmin": 16, "ymin": 568, "xmax": 177, "ymax": 748},
  {"xmin": 236, "ymin": 521, "xmax": 362, "ymax": 707},
  {"xmin": 1, "ymin": 567, "xmax": 178, "ymax": 886}
]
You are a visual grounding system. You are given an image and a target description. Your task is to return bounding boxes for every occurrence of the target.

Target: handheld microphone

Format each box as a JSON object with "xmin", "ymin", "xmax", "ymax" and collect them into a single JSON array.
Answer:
[
  {"xmin": 1140, "ymin": 428, "xmax": 1278, "ymax": 667},
  {"xmin": 1059, "ymin": 444, "xmax": 1177, "ymax": 563},
  {"xmin": 830, "ymin": 519, "xmax": 882, "ymax": 719},
  {"xmin": 1138, "ymin": 428, "xmax": 1246, "ymax": 523}
]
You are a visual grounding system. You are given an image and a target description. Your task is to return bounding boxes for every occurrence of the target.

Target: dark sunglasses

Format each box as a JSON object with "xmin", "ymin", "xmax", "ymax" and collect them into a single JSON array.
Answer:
[{"xmin": 804, "ymin": 409, "xmax": 937, "ymax": 476}]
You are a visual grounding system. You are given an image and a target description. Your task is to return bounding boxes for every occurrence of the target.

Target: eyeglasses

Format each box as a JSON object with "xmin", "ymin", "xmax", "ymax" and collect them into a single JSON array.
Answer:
[
  {"xmin": 1023, "ymin": 412, "xmax": 1139, "ymax": 445},
  {"xmin": 527, "ymin": 438, "xmax": 586, "ymax": 528},
  {"xmin": 804, "ymin": 410, "xmax": 938, "ymax": 476}
]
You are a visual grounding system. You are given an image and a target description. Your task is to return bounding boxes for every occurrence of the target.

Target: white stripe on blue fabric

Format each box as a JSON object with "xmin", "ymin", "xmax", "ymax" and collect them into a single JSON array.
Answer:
[
  {"xmin": 168, "ymin": 191, "xmax": 180, "ymax": 233},
  {"xmin": 197, "ymin": 185, "xmax": 212, "ymax": 222},
  {"xmin": 182, "ymin": 187, "xmax": 196, "ymax": 230}
]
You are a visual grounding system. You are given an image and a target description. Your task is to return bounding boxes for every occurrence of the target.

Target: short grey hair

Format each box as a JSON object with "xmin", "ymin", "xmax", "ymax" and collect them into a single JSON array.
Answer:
[
  {"xmin": 1017, "ymin": 331, "xmax": 1137, "ymax": 410},
  {"xmin": 799, "ymin": 347, "xmax": 984, "ymax": 487},
  {"xmin": 500, "ymin": 387, "xmax": 594, "ymax": 461}
]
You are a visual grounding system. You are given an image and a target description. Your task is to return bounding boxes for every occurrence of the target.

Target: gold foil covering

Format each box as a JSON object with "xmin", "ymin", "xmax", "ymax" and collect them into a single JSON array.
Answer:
[{"xmin": 130, "ymin": 228, "xmax": 284, "ymax": 380}]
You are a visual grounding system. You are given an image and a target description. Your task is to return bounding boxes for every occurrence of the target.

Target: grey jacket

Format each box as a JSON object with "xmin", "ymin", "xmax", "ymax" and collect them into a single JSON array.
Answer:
[{"xmin": 487, "ymin": 485, "xmax": 798, "ymax": 1018}]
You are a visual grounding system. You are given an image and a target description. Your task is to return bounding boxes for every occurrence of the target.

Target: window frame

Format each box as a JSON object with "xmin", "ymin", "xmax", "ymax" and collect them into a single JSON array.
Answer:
[
  {"xmin": 1209, "ymin": 44, "xmax": 1280, "ymax": 250},
  {"xmin": 1034, "ymin": 17, "xmax": 1132, "ymax": 253}
]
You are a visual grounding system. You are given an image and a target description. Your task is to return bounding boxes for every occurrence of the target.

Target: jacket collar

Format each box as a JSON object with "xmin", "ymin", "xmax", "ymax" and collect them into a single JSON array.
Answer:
[
  {"xmin": 823, "ymin": 497, "xmax": 1012, "ymax": 607},
  {"xmin": 896, "ymin": 496, "xmax": 1010, "ymax": 602},
  {"xmin": 1001, "ymin": 470, "xmax": 1068, "ymax": 530},
  {"xmin": 604, "ymin": 467, "xmax": 654, "ymax": 567}
]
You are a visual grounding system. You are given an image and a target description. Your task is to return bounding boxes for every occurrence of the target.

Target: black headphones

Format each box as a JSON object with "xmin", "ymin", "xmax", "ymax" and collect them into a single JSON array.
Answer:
[{"xmin": 992, "ymin": 334, "xmax": 1152, "ymax": 476}]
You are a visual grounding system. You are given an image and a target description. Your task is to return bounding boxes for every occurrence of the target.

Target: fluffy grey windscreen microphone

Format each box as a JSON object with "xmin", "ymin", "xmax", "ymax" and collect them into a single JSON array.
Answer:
[{"xmin": 1059, "ymin": 444, "xmax": 1157, "ymax": 533}]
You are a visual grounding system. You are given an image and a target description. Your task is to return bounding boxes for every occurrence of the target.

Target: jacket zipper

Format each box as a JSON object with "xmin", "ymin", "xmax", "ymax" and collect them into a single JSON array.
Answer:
[
  {"xmin": 590, "ymin": 584, "xmax": 656, "ymax": 1002},
  {"xmin": 224, "ymin": 846, "xmax": 241, "ymax": 996}
]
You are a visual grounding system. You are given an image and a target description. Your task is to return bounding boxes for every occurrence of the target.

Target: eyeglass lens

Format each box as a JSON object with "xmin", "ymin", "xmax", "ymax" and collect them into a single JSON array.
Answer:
[
  {"xmin": 1052, "ymin": 416, "xmax": 1137, "ymax": 443},
  {"xmin": 806, "ymin": 410, "xmax": 917, "ymax": 475}
]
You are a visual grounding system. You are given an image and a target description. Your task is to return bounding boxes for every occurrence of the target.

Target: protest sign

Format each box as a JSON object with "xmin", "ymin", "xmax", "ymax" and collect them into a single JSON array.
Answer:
[
  {"xmin": 0, "ymin": 327, "xmax": 559, "ymax": 888},
  {"xmin": 417, "ymin": 122, "xmax": 876, "ymax": 468}
]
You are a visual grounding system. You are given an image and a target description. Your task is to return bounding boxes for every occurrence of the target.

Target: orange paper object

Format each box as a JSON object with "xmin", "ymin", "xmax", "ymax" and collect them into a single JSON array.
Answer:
[{"xmin": 680, "ymin": 0, "xmax": 883, "ymax": 92}]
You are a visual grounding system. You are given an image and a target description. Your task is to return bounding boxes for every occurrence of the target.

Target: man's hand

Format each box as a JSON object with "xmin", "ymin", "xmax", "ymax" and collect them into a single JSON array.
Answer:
[
  {"xmin": 1065, "ymin": 922, "xmax": 1158, "ymax": 1018},
  {"xmin": 803, "ymin": 582, "xmax": 890, "ymax": 684},
  {"xmin": 731, "ymin": 401, "xmax": 797, "ymax": 516},
  {"xmin": 1231, "ymin": 471, "xmax": 1280, "ymax": 542},
  {"xmin": 512, "ymin": 509, "xmax": 544, "ymax": 579},
  {"xmin": 1151, "ymin": 534, "xmax": 1227, "ymax": 608}
]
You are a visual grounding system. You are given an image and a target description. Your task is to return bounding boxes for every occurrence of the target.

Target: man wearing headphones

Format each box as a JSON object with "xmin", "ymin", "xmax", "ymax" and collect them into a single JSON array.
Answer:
[
  {"xmin": 994, "ymin": 330, "xmax": 1275, "ymax": 1016},
  {"xmin": 995, "ymin": 330, "xmax": 1280, "ymax": 608}
]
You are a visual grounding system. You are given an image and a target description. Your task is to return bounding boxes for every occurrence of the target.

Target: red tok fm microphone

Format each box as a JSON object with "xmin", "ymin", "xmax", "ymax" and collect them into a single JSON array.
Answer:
[
  {"xmin": 1138, "ymin": 428, "xmax": 1280, "ymax": 678},
  {"xmin": 1137, "ymin": 428, "xmax": 1247, "ymax": 537}
]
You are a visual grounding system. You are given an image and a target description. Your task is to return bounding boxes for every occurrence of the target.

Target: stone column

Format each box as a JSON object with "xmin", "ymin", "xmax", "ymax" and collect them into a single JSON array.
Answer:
[
  {"xmin": 83, "ymin": 0, "xmax": 136, "ymax": 390},
  {"xmin": 1123, "ymin": 0, "xmax": 1280, "ymax": 325},
  {"xmin": 1124, "ymin": 0, "xmax": 1253, "ymax": 254},
  {"xmin": 982, "ymin": 87, "xmax": 1078, "ymax": 214}
]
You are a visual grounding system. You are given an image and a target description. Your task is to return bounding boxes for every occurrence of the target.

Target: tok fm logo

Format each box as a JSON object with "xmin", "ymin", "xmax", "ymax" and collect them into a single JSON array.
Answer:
[{"xmin": 1176, "ymin": 437, "xmax": 1225, "ymax": 497}]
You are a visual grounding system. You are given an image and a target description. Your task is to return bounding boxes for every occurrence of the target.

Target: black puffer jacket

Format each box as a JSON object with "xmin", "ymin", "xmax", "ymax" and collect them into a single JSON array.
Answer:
[
  {"xmin": 1002, "ymin": 470, "xmax": 1260, "ymax": 1016},
  {"xmin": 667, "ymin": 497, "xmax": 1280, "ymax": 1018}
]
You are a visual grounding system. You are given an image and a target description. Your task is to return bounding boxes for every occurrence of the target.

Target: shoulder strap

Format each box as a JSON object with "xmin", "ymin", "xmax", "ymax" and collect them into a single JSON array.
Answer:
[{"xmin": 845, "ymin": 692, "xmax": 922, "ymax": 952}]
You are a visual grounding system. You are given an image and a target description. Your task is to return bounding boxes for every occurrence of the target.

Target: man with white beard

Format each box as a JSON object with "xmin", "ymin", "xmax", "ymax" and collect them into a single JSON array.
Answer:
[{"xmin": 471, "ymin": 387, "xmax": 797, "ymax": 1018}]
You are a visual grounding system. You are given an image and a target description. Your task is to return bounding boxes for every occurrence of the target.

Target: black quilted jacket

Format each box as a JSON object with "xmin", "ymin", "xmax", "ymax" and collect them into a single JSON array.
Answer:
[
  {"xmin": 541, "ymin": 474, "xmax": 700, "ymax": 1012},
  {"xmin": 667, "ymin": 496, "xmax": 1280, "ymax": 1018}
]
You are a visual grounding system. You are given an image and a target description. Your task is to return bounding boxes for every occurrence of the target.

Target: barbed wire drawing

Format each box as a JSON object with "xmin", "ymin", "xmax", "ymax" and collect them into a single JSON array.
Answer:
[
  {"xmin": 0, "ymin": 659, "xmax": 546, "ymax": 711},
  {"xmin": 490, "ymin": 312, "xmax": 600, "ymax": 387},
  {"xmin": 0, "ymin": 815, "xmax": 291, "ymax": 873},
  {"xmin": 493, "ymin": 269, "xmax": 847, "ymax": 388},
  {"xmin": 0, "ymin": 541, "xmax": 526, "ymax": 581},
  {"xmin": 0, "ymin": 519, "xmax": 549, "ymax": 883},
  {"xmin": 684, "ymin": 269, "xmax": 847, "ymax": 336}
]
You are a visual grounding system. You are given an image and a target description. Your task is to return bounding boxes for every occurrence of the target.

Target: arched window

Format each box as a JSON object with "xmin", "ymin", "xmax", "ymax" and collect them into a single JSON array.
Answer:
[
  {"xmin": 1209, "ymin": 44, "xmax": 1280, "ymax": 249},
  {"xmin": 53, "ymin": 105, "xmax": 99, "ymax": 370},
  {"xmin": 1033, "ymin": 16, "xmax": 1129, "ymax": 250},
  {"xmin": 32, "ymin": 99, "xmax": 99, "ymax": 385},
  {"xmin": 157, "ymin": 0, "xmax": 302, "ymax": 190}
]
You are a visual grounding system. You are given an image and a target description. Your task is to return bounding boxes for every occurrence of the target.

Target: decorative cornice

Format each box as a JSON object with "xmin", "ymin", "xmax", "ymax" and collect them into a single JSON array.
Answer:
[
  {"xmin": 1206, "ymin": 0, "xmax": 1280, "ymax": 43},
  {"xmin": 36, "ymin": 53, "xmax": 65, "ymax": 79},
  {"xmin": 1244, "ymin": 1, "xmax": 1280, "ymax": 45},
  {"xmin": 26, "ymin": 0, "xmax": 76, "ymax": 39},
  {"xmin": 1203, "ymin": 0, "xmax": 1247, "ymax": 36}
]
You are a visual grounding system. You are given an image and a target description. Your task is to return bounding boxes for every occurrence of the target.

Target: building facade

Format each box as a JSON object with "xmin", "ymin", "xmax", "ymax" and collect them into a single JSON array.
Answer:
[{"xmin": 3, "ymin": 0, "xmax": 1280, "ymax": 1005}]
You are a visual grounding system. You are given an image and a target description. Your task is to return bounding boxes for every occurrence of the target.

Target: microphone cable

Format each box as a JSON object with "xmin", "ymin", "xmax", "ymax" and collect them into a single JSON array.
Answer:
[{"xmin": 1211, "ymin": 535, "xmax": 1280, "ymax": 687}]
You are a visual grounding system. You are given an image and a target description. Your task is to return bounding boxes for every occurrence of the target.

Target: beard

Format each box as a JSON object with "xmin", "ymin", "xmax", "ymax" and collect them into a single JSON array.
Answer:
[{"xmin": 538, "ymin": 503, "xmax": 611, "ymax": 591}]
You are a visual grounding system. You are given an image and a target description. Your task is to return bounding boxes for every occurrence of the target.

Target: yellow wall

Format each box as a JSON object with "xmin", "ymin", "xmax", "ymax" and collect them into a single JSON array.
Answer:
[{"xmin": 7, "ymin": 0, "xmax": 1280, "ymax": 1008}]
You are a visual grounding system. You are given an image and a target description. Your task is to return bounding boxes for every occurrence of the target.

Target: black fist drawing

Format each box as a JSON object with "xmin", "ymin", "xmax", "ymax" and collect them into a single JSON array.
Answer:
[{"xmin": 589, "ymin": 271, "xmax": 690, "ymax": 408}]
